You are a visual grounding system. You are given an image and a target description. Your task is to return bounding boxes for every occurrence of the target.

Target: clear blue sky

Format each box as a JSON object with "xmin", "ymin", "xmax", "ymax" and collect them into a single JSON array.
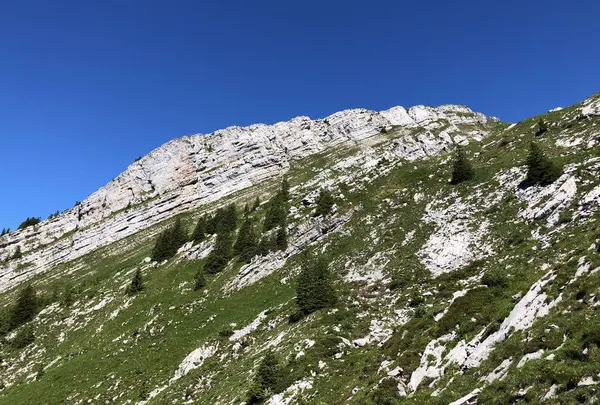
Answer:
[{"xmin": 1, "ymin": 1, "xmax": 599, "ymax": 230}]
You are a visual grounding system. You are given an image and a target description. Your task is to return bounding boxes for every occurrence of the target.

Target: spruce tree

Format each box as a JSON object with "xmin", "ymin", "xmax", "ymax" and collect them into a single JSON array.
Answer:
[
  {"xmin": 151, "ymin": 218, "xmax": 188, "ymax": 262},
  {"xmin": 296, "ymin": 257, "xmax": 337, "ymax": 315},
  {"xmin": 252, "ymin": 197, "xmax": 261, "ymax": 211},
  {"xmin": 170, "ymin": 217, "xmax": 187, "ymax": 251},
  {"xmin": 193, "ymin": 270, "xmax": 206, "ymax": 291},
  {"xmin": 234, "ymin": 218, "xmax": 259, "ymax": 263},
  {"xmin": 126, "ymin": 269, "xmax": 144, "ymax": 296},
  {"xmin": 314, "ymin": 189, "xmax": 335, "ymax": 217},
  {"xmin": 12, "ymin": 246, "xmax": 23, "ymax": 260},
  {"xmin": 218, "ymin": 204, "xmax": 238, "ymax": 233},
  {"xmin": 204, "ymin": 232, "xmax": 234, "ymax": 274},
  {"xmin": 264, "ymin": 192, "xmax": 287, "ymax": 231},
  {"xmin": 523, "ymin": 141, "xmax": 563, "ymax": 187},
  {"xmin": 191, "ymin": 216, "xmax": 207, "ymax": 243},
  {"xmin": 276, "ymin": 226, "xmax": 288, "ymax": 251},
  {"xmin": 281, "ymin": 178, "xmax": 290, "ymax": 201},
  {"xmin": 450, "ymin": 147, "xmax": 475, "ymax": 185},
  {"xmin": 206, "ymin": 209, "xmax": 222, "ymax": 235},
  {"xmin": 9, "ymin": 285, "xmax": 38, "ymax": 330},
  {"xmin": 535, "ymin": 118, "xmax": 548, "ymax": 136},
  {"xmin": 247, "ymin": 350, "xmax": 281, "ymax": 404},
  {"xmin": 257, "ymin": 235, "xmax": 277, "ymax": 257}
]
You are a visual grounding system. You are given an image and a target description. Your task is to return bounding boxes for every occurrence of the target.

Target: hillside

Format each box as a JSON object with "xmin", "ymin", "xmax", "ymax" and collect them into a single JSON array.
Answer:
[{"xmin": 0, "ymin": 92, "xmax": 599, "ymax": 405}]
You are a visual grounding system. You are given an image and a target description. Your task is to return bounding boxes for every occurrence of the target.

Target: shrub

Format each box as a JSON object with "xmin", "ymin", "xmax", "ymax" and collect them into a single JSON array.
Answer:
[
  {"xmin": 371, "ymin": 378, "xmax": 402, "ymax": 405},
  {"xmin": 535, "ymin": 118, "xmax": 548, "ymax": 136},
  {"xmin": 450, "ymin": 146, "xmax": 475, "ymax": 185},
  {"xmin": 11, "ymin": 246, "xmax": 23, "ymax": 260},
  {"xmin": 218, "ymin": 327, "xmax": 234, "ymax": 338},
  {"xmin": 481, "ymin": 269, "xmax": 509, "ymax": 289}
]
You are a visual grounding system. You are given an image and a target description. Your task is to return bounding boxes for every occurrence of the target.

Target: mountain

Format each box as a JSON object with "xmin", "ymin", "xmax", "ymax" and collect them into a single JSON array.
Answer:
[{"xmin": 0, "ymin": 92, "xmax": 599, "ymax": 404}]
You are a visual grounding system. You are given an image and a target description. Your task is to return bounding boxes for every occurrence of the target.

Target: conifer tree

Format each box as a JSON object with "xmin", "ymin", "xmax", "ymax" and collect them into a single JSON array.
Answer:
[
  {"xmin": 535, "ymin": 118, "xmax": 548, "ymax": 136},
  {"xmin": 9, "ymin": 285, "xmax": 38, "ymax": 330},
  {"xmin": 218, "ymin": 204, "xmax": 238, "ymax": 233},
  {"xmin": 193, "ymin": 270, "xmax": 206, "ymax": 291},
  {"xmin": 170, "ymin": 217, "xmax": 187, "ymax": 250},
  {"xmin": 204, "ymin": 231, "xmax": 234, "ymax": 274},
  {"xmin": 253, "ymin": 197, "xmax": 261, "ymax": 211},
  {"xmin": 264, "ymin": 192, "xmax": 287, "ymax": 231},
  {"xmin": 205, "ymin": 209, "xmax": 222, "ymax": 235},
  {"xmin": 276, "ymin": 226, "xmax": 288, "ymax": 251},
  {"xmin": 247, "ymin": 350, "xmax": 281, "ymax": 404},
  {"xmin": 296, "ymin": 256, "xmax": 337, "ymax": 315},
  {"xmin": 11, "ymin": 323, "xmax": 35, "ymax": 349},
  {"xmin": 281, "ymin": 178, "xmax": 290, "ymax": 201},
  {"xmin": 126, "ymin": 269, "xmax": 144, "ymax": 296},
  {"xmin": 523, "ymin": 141, "xmax": 563, "ymax": 187},
  {"xmin": 151, "ymin": 218, "xmax": 188, "ymax": 262},
  {"xmin": 314, "ymin": 189, "xmax": 335, "ymax": 217},
  {"xmin": 450, "ymin": 147, "xmax": 475, "ymax": 185},
  {"xmin": 12, "ymin": 246, "xmax": 23, "ymax": 260},
  {"xmin": 191, "ymin": 216, "xmax": 207, "ymax": 243},
  {"xmin": 258, "ymin": 235, "xmax": 277, "ymax": 257},
  {"xmin": 234, "ymin": 218, "xmax": 259, "ymax": 263}
]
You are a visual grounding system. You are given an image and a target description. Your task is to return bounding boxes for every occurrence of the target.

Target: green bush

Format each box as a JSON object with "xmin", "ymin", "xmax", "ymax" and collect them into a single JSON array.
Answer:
[
  {"xmin": 9, "ymin": 285, "xmax": 38, "ymax": 330},
  {"xmin": 18, "ymin": 217, "xmax": 41, "ymax": 230},
  {"xmin": 204, "ymin": 232, "xmax": 234, "ymax": 274},
  {"xmin": 314, "ymin": 189, "xmax": 335, "ymax": 217},
  {"xmin": 151, "ymin": 217, "xmax": 188, "ymax": 262},
  {"xmin": 481, "ymin": 269, "xmax": 509, "ymax": 289}
]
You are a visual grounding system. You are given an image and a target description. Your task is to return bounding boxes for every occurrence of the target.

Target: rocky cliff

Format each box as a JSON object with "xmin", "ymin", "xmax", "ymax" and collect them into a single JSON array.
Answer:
[{"xmin": 0, "ymin": 104, "xmax": 492, "ymax": 292}]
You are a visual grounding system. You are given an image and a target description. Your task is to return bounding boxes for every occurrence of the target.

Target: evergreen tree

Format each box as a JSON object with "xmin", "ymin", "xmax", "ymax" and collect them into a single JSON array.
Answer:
[
  {"xmin": 234, "ymin": 218, "xmax": 259, "ymax": 263},
  {"xmin": 243, "ymin": 203, "xmax": 250, "ymax": 217},
  {"xmin": 205, "ymin": 209, "xmax": 222, "ymax": 235},
  {"xmin": 296, "ymin": 257, "xmax": 337, "ymax": 315},
  {"xmin": 276, "ymin": 226, "xmax": 288, "ymax": 251},
  {"xmin": 193, "ymin": 270, "xmax": 206, "ymax": 291},
  {"xmin": 9, "ymin": 285, "xmax": 38, "ymax": 330},
  {"xmin": 11, "ymin": 323, "xmax": 35, "ymax": 349},
  {"xmin": 314, "ymin": 189, "xmax": 335, "ymax": 217},
  {"xmin": 523, "ymin": 141, "xmax": 563, "ymax": 187},
  {"xmin": 450, "ymin": 147, "xmax": 475, "ymax": 185},
  {"xmin": 264, "ymin": 192, "xmax": 287, "ymax": 231},
  {"xmin": 281, "ymin": 178, "xmax": 290, "ymax": 201},
  {"xmin": 258, "ymin": 235, "xmax": 277, "ymax": 257},
  {"xmin": 191, "ymin": 216, "xmax": 207, "ymax": 243},
  {"xmin": 204, "ymin": 232, "xmax": 234, "ymax": 274},
  {"xmin": 12, "ymin": 246, "xmax": 23, "ymax": 260},
  {"xmin": 18, "ymin": 217, "xmax": 41, "ymax": 230},
  {"xmin": 126, "ymin": 269, "xmax": 144, "ymax": 296},
  {"xmin": 535, "ymin": 118, "xmax": 548, "ymax": 136},
  {"xmin": 252, "ymin": 197, "xmax": 261, "ymax": 211},
  {"xmin": 217, "ymin": 204, "xmax": 238, "ymax": 234},
  {"xmin": 247, "ymin": 351, "xmax": 281, "ymax": 404},
  {"xmin": 1, "ymin": 228, "xmax": 8, "ymax": 236},
  {"xmin": 151, "ymin": 218, "xmax": 188, "ymax": 262}
]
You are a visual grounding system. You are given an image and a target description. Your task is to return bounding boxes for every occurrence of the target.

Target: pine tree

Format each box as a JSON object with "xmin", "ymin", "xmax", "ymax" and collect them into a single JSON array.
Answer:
[
  {"xmin": 9, "ymin": 285, "xmax": 38, "ymax": 330},
  {"xmin": 450, "ymin": 147, "xmax": 475, "ymax": 185},
  {"xmin": 126, "ymin": 269, "xmax": 144, "ymax": 296},
  {"xmin": 276, "ymin": 226, "xmax": 288, "ymax": 251},
  {"xmin": 170, "ymin": 217, "xmax": 188, "ymax": 251},
  {"xmin": 535, "ymin": 118, "xmax": 548, "ymax": 136},
  {"xmin": 281, "ymin": 178, "xmax": 290, "ymax": 201},
  {"xmin": 12, "ymin": 246, "xmax": 23, "ymax": 260},
  {"xmin": 296, "ymin": 257, "xmax": 337, "ymax": 315},
  {"xmin": 253, "ymin": 197, "xmax": 261, "ymax": 211},
  {"xmin": 18, "ymin": 217, "xmax": 41, "ymax": 230},
  {"xmin": 217, "ymin": 204, "xmax": 238, "ymax": 233},
  {"xmin": 193, "ymin": 270, "xmax": 206, "ymax": 291},
  {"xmin": 314, "ymin": 189, "xmax": 335, "ymax": 217},
  {"xmin": 11, "ymin": 323, "xmax": 35, "ymax": 349},
  {"xmin": 191, "ymin": 216, "xmax": 207, "ymax": 243},
  {"xmin": 234, "ymin": 218, "xmax": 259, "ymax": 263},
  {"xmin": 206, "ymin": 209, "xmax": 222, "ymax": 235},
  {"xmin": 264, "ymin": 192, "xmax": 287, "ymax": 231},
  {"xmin": 204, "ymin": 232, "xmax": 234, "ymax": 274},
  {"xmin": 247, "ymin": 350, "xmax": 281, "ymax": 404},
  {"xmin": 523, "ymin": 141, "xmax": 563, "ymax": 187},
  {"xmin": 258, "ymin": 235, "xmax": 277, "ymax": 257}
]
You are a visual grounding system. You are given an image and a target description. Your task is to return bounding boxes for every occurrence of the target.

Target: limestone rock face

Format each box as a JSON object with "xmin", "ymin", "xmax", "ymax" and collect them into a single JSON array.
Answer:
[{"xmin": 0, "ymin": 104, "xmax": 493, "ymax": 292}]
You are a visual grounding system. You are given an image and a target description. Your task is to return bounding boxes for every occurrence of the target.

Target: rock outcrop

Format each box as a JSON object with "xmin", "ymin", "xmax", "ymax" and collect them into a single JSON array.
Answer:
[{"xmin": 0, "ymin": 104, "xmax": 493, "ymax": 292}]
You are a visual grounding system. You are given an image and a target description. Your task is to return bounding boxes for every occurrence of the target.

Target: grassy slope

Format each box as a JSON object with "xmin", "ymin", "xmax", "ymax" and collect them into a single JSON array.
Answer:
[{"xmin": 0, "ymin": 94, "xmax": 599, "ymax": 404}]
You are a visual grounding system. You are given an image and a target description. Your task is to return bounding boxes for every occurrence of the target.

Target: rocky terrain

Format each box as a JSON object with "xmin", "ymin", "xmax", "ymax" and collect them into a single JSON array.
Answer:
[{"xmin": 0, "ymin": 92, "xmax": 599, "ymax": 404}]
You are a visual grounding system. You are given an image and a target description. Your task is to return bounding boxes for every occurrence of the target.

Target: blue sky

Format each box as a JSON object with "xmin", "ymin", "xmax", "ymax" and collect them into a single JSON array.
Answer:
[{"xmin": 1, "ymin": 1, "xmax": 599, "ymax": 230}]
